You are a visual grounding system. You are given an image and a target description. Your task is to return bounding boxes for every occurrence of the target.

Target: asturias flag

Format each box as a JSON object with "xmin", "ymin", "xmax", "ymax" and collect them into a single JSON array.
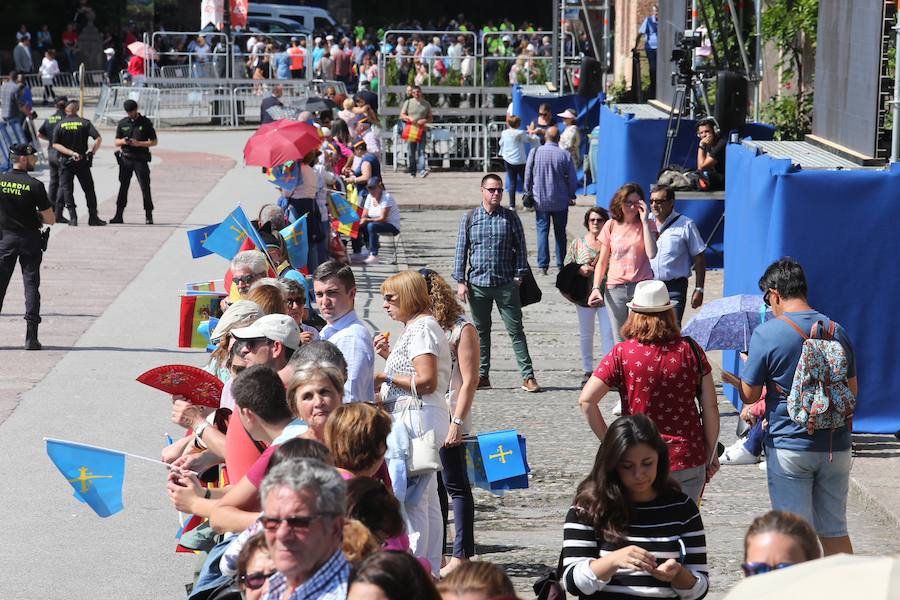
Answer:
[
  {"xmin": 330, "ymin": 191, "xmax": 361, "ymax": 225},
  {"xmin": 280, "ymin": 214, "xmax": 309, "ymax": 271},
  {"xmin": 202, "ymin": 207, "xmax": 268, "ymax": 261},
  {"xmin": 46, "ymin": 438, "xmax": 126, "ymax": 518},
  {"xmin": 477, "ymin": 429, "xmax": 527, "ymax": 482},
  {"xmin": 186, "ymin": 224, "xmax": 219, "ymax": 259},
  {"xmin": 266, "ymin": 161, "xmax": 302, "ymax": 192}
]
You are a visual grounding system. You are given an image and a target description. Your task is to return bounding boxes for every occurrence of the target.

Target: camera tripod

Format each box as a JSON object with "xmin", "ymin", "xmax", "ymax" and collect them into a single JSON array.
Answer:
[{"xmin": 660, "ymin": 74, "xmax": 712, "ymax": 171}]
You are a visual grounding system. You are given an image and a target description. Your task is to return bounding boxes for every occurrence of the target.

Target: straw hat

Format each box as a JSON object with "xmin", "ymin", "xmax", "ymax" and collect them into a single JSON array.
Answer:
[{"xmin": 626, "ymin": 280, "xmax": 678, "ymax": 313}]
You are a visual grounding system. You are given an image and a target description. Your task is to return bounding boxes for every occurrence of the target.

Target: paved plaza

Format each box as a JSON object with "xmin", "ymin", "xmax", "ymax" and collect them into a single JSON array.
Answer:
[{"xmin": 0, "ymin": 130, "xmax": 898, "ymax": 598}]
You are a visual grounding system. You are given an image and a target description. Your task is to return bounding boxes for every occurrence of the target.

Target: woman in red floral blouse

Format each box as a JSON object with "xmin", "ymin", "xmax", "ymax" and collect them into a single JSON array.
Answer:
[{"xmin": 578, "ymin": 280, "xmax": 720, "ymax": 503}]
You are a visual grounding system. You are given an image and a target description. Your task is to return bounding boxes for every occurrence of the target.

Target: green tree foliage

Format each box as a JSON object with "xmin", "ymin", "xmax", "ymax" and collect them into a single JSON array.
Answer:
[{"xmin": 759, "ymin": 0, "xmax": 819, "ymax": 139}]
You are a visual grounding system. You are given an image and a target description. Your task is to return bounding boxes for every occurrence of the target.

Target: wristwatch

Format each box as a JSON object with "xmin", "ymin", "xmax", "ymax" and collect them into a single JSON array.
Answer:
[
  {"xmin": 694, "ymin": 287, "xmax": 705, "ymax": 294},
  {"xmin": 451, "ymin": 416, "xmax": 464, "ymax": 426}
]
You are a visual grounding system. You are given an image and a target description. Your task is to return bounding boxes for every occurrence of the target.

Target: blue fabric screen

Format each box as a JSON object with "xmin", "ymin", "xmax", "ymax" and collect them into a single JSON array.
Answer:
[{"xmin": 724, "ymin": 144, "xmax": 900, "ymax": 433}]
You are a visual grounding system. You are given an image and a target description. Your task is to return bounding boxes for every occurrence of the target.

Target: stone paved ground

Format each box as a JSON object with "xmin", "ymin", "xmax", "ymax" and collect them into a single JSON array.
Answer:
[{"xmin": 382, "ymin": 203, "xmax": 900, "ymax": 598}]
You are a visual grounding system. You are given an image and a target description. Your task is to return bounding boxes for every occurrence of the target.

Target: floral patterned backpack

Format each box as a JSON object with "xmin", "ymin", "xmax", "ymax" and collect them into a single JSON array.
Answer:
[{"xmin": 778, "ymin": 317, "xmax": 856, "ymax": 434}]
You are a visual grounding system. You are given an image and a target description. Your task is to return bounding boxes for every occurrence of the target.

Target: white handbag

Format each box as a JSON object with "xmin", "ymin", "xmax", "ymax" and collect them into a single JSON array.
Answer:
[{"xmin": 401, "ymin": 373, "xmax": 443, "ymax": 476}]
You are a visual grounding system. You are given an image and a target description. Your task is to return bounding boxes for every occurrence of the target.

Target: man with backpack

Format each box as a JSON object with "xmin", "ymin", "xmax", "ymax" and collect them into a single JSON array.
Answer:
[{"xmin": 737, "ymin": 257, "xmax": 857, "ymax": 556}]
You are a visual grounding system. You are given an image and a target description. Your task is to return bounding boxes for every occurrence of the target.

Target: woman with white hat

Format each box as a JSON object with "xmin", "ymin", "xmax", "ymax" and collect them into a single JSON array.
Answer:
[
  {"xmin": 557, "ymin": 108, "xmax": 581, "ymax": 165},
  {"xmin": 578, "ymin": 279, "xmax": 720, "ymax": 503}
]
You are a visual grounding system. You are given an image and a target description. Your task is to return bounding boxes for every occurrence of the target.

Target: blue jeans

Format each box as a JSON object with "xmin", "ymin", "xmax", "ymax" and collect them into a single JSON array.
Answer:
[
  {"xmin": 534, "ymin": 208, "xmax": 568, "ymax": 269},
  {"xmin": 766, "ymin": 447, "xmax": 851, "ymax": 537},
  {"xmin": 366, "ymin": 222, "xmax": 399, "ymax": 255},
  {"xmin": 504, "ymin": 161, "xmax": 526, "ymax": 208},
  {"xmin": 408, "ymin": 139, "xmax": 426, "ymax": 175}
]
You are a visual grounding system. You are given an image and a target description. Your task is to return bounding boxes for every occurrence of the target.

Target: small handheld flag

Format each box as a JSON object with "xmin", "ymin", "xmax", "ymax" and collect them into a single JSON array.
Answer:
[
  {"xmin": 46, "ymin": 439, "xmax": 126, "ymax": 518},
  {"xmin": 477, "ymin": 429, "xmax": 527, "ymax": 482},
  {"xmin": 266, "ymin": 161, "xmax": 302, "ymax": 192},
  {"xmin": 186, "ymin": 224, "xmax": 219, "ymax": 259},
  {"xmin": 330, "ymin": 192, "xmax": 361, "ymax": 226},
  {"xmin": 178, "ymin": 295, "xmax": 221, "ymax": 349},
  {"xmin": 202, "ymin": 207, "xmax": 269, "ymax": 261},
  {"xmin": 280, "ymin": 214, "xmax": 309, "ymax": 271}
]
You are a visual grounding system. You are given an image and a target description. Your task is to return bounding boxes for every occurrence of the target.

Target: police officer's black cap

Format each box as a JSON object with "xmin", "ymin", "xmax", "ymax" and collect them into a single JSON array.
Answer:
[
  {"xmin": 123, "ymin": 99, "xmax": 138, "ymax": 112},
  {"xmin": 9, "ymin": 143, "xmax": 37, "ymax": 157},
  {"xmin": 55, "ymin": 96, "xmax": 68, "ymax": 108}
]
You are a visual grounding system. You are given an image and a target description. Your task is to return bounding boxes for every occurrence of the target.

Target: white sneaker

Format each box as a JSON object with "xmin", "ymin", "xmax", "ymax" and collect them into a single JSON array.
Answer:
[
  {"xmin": 720, "ymin": 438, "xmax": 761, "ymax": 465},
  {"xmin": 758, "ymin": 460, "xmax": 767, "ymax": 471},
  {"xmin": 364, "ymin": 254, "xmax": 379, "ymax": 264},
  {"xmin": 349, "ymin": 251, "xmax": 368, "ymax": 263}
]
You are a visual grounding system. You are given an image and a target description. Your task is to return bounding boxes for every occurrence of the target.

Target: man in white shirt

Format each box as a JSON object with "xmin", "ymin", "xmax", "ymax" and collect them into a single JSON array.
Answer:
[
  {"xmin": 447, "ymin": 36, "xmax": 464, "ymax": 71},
  {"xmin": 313, "ymin": 261, "xmax": 375, "ymax": 403},
  {"xmin": 648, "ymin": 183, "xmax": 706, "ymax": 325}
]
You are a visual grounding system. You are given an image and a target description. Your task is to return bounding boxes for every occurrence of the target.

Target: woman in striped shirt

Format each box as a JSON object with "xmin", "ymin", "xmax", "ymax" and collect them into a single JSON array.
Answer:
[{"xmin": 561, "ymin": 415, "xmax": 709, "ymax": 599}]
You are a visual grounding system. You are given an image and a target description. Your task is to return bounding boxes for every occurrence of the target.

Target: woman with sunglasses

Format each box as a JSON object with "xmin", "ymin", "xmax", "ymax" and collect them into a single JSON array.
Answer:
[
  {"xmin": 527, "ymin": 102, "xmax": 556, "ymax": 142},
  {"xmin": 419, "ymin": 268, "xmax": 479, "ymax": 576},
  {"xmin": 235, "ymin": 531, "xmax": 276, "ymax": 600},
  {"xmin": 373, "ymin": 270, "xmax": 452, "ymax": 576},
  {"xmin": 586, "ymin": 182, "xmax": 658, "ymax": 345},
  {"xmin": 564, "ymin": 207, "xmax": 615, "ymax": 386},
  {"xmin": 742, "ymin": 510, "xmax": 821, "ymax": 577},
  {"xmin": 561, "ymin": 415, "xmax": 709, "ymax": 599}
]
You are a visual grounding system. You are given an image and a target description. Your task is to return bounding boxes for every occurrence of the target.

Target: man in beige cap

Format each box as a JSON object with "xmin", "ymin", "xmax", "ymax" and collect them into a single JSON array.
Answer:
[{"xmin": 231, "ymin": 313, "xmax": 299, "ymax": 385}]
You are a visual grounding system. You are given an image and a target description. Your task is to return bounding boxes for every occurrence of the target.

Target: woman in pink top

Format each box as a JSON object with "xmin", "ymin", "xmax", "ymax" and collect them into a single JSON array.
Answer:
[{"xmin": 587, "ymin": 182, "xmax": 658, "ymax": 344}]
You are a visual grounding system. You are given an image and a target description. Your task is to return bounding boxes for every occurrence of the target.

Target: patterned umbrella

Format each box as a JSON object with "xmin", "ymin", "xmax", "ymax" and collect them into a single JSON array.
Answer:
[{"xmin": 681, "ymin": 294, "xmax": 772, "ymax": 352}]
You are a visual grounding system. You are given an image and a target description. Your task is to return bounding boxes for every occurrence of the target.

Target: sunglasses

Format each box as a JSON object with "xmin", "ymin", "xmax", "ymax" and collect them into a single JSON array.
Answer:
[
  {"xmin": 624, "ymin": 201, "xmax": 640, "ymax": 207},
  {"xmin": 285, "ymin": 297, "xmax": 305, "ymax": 307},
  {"xmin": 650, "ymin": 197, "xmax": 672, "ymax": 205},
  {"xmin": 240, "ymin": 571, "xmax": 276, "ymax": 590},
  {"xmin": 383, "ymin": 293, "xmax": 399, "ymax": 304},
  {"xmin": 233, "ymin": 274, "xmax": 257, "ymax": 286},
  {"xmin": 259, "ymin": 513, "xmax": 335, "ymax": 532},
  {"xmin": 233, "ymin": 337, "xmax": 271, "ymax": 354},
  {"xmin": 588, "ymin": 217, "xmax": 606, "ymax": 223},
  {"xmin": 483, "ymin": 187, "xmax": 504, "ymax": 195},
  {"xmin": 763, "ymin": 289, "xmax": 772, "ymax": 306},
  {"xmin": 741, "ymin": 562, "xmax": 794, "ymax": 577}
]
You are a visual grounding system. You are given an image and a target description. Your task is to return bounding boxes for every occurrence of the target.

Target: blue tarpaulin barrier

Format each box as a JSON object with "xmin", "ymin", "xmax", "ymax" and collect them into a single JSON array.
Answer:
[
  {"xmin": 590, "ymin": 105, "xmax": 774, "ymax": 269},
  {"xmin": 723, "ymin": 143, "xmax": 900, "ymax": 434}
]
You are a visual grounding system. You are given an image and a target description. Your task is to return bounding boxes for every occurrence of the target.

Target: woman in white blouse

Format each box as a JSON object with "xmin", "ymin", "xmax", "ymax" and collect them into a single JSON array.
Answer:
[
  {"xmin": 373, "ymin": 270, "xmax": 451, "ymax": 576},
  {"xmin": 39, "ymin": 49, "xmax": 60, "ymax": 104}
]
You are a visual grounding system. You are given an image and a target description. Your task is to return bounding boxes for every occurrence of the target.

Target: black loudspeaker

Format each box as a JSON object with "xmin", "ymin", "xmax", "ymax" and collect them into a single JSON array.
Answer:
[
  {"xmin": 578, "ymin": 56, "xmax": 604, "ymax": 98},
  {"xmin": 714, "ymin": 71, "xmax": 748, "ymax": 135}
]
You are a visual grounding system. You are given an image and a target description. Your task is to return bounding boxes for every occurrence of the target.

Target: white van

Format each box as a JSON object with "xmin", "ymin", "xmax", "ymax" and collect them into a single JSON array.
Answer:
[{"xmin": 247, "ymin": 4, "xmax": 337, "ymax": 33}]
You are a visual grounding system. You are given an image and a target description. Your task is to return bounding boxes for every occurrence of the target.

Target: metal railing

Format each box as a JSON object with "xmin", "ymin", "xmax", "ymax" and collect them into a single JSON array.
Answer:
[
  {"xmin": 387, "ymin": 122, "xmax": 488, "ymax": 171},
  {"xmin": 23, "ymin": 70, "xmax": 107, "ymax": 100},
  {"xmin": 94, "ymin": 86, "xmax": 161, "ymax": 126}
]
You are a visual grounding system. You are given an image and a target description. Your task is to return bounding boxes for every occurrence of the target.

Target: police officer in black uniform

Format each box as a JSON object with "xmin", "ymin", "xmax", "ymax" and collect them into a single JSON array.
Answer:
[
  {"xmin": 110, "ymin": 99, "xmax": 158, "ymax": 225},
  {"xmin": 0, "ymin": 143, "xmax": 55, "ymax": 350},
  {"xmin": 51, "ymin": 100, "xmax": 106, "ymax": 226},
  {"xmin": 36, "ymin": 96, "xmax": 69, "ymax": 223}
]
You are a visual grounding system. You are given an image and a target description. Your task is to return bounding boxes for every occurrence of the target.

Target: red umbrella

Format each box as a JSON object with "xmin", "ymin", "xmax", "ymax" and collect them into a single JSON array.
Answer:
[
  {"xmin": 243, "ymin": 120, "xmax": 322, "ymax": 168},
  {"xmin": 127, "ymin": 41, "xmax": 159, "ymax": 60}
]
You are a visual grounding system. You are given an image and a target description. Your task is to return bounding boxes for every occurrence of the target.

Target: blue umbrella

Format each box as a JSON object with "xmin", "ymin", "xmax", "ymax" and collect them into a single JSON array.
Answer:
[{"xmin": 682, "ymin": 294, "xmax": 772, "ymax": 352}]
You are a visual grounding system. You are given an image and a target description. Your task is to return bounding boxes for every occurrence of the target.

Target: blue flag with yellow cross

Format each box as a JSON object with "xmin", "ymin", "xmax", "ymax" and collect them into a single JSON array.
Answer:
[
  {"xmin": 202, "ymin": 206, "xmax": 268, "ymax": 261},
  {"xmin": 46, "ymin": 438, "xmax": 126, "ymax": 518},
  {"xmin": 279, "ymin": 213, "xmax": 309, "ymax": 271},
  {"xmin": 477, "ymin": 429, "xmax": 527, "ymax": 482}
]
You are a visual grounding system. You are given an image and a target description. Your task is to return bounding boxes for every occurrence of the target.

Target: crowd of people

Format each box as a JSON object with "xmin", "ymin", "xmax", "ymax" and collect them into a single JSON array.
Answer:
[{"xmin": 135, "ymin": 120, "xmax": 857, "ymax": 598}]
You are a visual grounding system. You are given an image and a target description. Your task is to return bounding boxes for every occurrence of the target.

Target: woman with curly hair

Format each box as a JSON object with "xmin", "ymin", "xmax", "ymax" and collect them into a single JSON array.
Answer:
[
  {"xmin": 561, "ymin": 415, "xmax": 709, "ymax": 599},
  {"xmin": 419, "ymin": 268, "xmax": 479, "ymax": 576}
]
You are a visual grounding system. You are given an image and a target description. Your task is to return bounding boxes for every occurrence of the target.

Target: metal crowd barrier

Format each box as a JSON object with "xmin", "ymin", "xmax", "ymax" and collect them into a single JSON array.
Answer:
[
  {"xmin": 94, "ymin": 86, "xmax": 161, "ymax": 127},
  {"xmin": 232, "ymin": 82, "xmax": 312, "ymax": 125},
  {"xmin": 388, "ymin": 122, "xmax": 488, "ymax": 172},
  {"xmin": 23, "ymin": 69, "xmax": 107, "ymax": 101}
]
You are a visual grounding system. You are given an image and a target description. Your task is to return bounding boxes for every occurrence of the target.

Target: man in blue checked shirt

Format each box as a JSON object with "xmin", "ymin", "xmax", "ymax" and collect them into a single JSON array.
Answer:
[
  {"xmin": 260, "ymin": 459, "xmax": 350, "ymax": 600},
  {"xmin": 453, "ymin": 174, "xmax": 541, "ymax": 393},
  {"xmin": 524, "ymin": 126, "xmax": 578, "ymax": 275}
]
